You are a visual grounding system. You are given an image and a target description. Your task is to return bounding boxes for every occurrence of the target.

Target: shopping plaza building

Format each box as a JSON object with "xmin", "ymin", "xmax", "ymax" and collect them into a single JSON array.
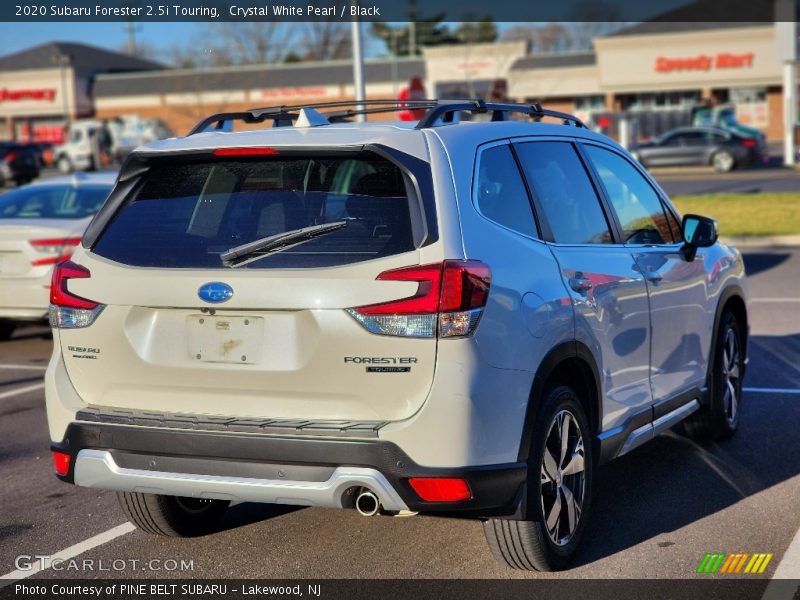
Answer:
[{"xmin": 0, "ymin": 22, "xmax": 794, "ymax": 141}]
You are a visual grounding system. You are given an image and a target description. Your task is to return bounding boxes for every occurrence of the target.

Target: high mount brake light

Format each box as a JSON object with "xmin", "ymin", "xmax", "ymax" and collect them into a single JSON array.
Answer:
[
  {"xmin": 30, "ymin": 237, "xmax": 81, "ymax": 266},
  {"xmin": 49, "ymin": 260, "xmax": 104, "ymax": 329},
  {"xmin": 213, "ymin": 147, "xmax": 279, "ymax": 157},
  {"xmin": 347, "ymin": 261, "xmax": 491, "ymax": 338}
]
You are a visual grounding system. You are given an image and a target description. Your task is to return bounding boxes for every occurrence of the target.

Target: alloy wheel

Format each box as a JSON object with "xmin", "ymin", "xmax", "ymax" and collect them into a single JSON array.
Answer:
[
  {"xmin": 540, "ymin": 409, "xmax": 586, "ymax": 546},
  {"xmin": 721, "ymin": 327, "xmax": 741, "ymax": 425},
  {"xmin": 714, "ymin": 152, "xmax": 734, "ymax": 172}
]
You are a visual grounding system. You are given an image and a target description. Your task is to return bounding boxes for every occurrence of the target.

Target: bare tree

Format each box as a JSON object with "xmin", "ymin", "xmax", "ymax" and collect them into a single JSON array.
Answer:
[
  {"xmin": 213, "ymin": 23, "xmax": 295, "ymax": 64},
  {"xmin": 501, "ymin": 21, "xmax": 627, "ymax": 53},
  {"xmin": 165, "ymin": 23, "xmax": 297, "ymax": 67},
  {"xmin": 300, "ymin": 23, "xmax": 351, "ymax": 61}
]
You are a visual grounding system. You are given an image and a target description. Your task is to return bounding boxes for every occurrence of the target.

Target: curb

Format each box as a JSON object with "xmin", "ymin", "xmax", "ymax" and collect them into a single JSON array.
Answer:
[{"xmin": 722, "ymin": 235, "xmax": 800, "ymax": 248}]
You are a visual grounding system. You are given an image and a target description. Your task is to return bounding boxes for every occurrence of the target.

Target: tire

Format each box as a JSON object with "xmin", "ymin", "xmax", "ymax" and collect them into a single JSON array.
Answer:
[
  {"xmin": 712, "ymin": 151, "xmax": 735, "ymax": 173},
  {"xmin": 56, "ymin": 155, "xmax": 73, "ymax": 174},
  {"xmin": 483, "ymin": 385, "xmax": 593, "ymax": 571},
  {"xmin": 117, "ymin": 492, "xmax": 229, "ymax": 537},
  {"xmin": 684, "ymin": 311, "xmax": 743, "ymax": 441},
  {"xmin": 0, "ymin": 320, "xmax": 15, "ymax": 341}
]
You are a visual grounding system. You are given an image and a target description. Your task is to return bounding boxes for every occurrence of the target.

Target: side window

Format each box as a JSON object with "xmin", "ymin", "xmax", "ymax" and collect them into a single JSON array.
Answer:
[
  {"xmin": 515, "ymin": 141, "xmax": 612, "ymax": 244},
  {"xmin": 584, "ymin": 145, "xmax": 676, "ymax": 244},
  {"xmin": 474, "ymin": 144, "xmax": 538, "ymax": 238}
]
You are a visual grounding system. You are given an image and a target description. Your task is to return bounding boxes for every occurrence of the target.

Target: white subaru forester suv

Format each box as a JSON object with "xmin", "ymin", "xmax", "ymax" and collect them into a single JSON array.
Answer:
[{"xmin": 45, "ymin": 100, "xmax": 748, "ymax": 571}]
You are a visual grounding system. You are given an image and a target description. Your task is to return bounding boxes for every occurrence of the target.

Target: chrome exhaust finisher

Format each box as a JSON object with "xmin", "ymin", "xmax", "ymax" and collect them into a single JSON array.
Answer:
[{"xmin": 355, "ymin": 489, "xmax": 381, "ymax": 516}]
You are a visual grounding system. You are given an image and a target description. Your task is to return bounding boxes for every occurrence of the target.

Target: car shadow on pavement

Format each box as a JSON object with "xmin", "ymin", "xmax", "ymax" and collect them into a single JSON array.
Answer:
[
  {"xmin": 217, "ymin": 502, "xmax": 305, "ymax": 534},
  {"xmin": 573, "ymin": 332, "xmax": 800, "ymax": 567},
  {"xmin": 742, "ymin": 252, "xmax": 791, "ymax": 277}
]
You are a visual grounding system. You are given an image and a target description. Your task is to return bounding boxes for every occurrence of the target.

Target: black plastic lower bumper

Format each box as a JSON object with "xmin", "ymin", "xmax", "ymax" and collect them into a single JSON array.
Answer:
[{"xmin": 52, "ymin": 422, "xmax": 527, "ymax": 518}]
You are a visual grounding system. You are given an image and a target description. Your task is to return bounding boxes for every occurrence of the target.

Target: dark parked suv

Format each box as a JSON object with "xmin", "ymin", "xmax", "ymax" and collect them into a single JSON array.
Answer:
[{"xmin": 0, "ymin": 143, "xmax": 40, "ymax": 186}]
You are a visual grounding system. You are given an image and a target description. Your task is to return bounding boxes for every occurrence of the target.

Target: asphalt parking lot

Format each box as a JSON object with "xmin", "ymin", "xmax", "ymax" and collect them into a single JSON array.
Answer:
[
  {"xmin": 655, "ymin": 163, "xmax": 800, "ymax": 196},
  {"xmin": 0, "ymin": 246, "xmax": 797, "ymax": 583}
]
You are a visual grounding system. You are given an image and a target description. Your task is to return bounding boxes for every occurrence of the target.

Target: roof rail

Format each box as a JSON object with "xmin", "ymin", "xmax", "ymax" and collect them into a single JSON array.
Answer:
[
  {"xmin": 185, "ymin": 99, "xmax": 587, "ymax": 136},
  {"xmin": 186, "ymin": 99, "xmax": 439, "ymax": 135},
  {"xmin": 414, "ymin": 100, "xmax": 587, "ymax": 129}
]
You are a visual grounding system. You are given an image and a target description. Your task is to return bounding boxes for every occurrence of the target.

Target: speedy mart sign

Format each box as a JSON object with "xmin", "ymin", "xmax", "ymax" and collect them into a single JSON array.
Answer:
[
  {"xmin": 594, "ymin": 25, "xmax": 781, "ymax": 92},
  {"xmin": 655, "ymin": 52, "xmax": 755, "ymax": 73}
]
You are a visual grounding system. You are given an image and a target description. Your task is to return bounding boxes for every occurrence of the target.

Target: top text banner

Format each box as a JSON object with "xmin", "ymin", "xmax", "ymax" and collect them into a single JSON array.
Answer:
[{"xmin": 0, "ymin": 0, "xmax": 791, "ymax": 22}]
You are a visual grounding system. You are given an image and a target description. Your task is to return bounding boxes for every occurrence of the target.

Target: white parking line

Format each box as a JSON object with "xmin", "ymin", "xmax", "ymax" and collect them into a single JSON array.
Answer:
[
  {"xmin": 771, "ymin": 525, "xmax": 800, "ymax": 579},
  {"xmin": 0, "ymin": 383, "xmax": 44, "ymax": 400},
  {"xmin": 0, "ymin": 364, "xmax": 47, "ymax": 371},
  {"xmin": 744, "ymin": 387, "xmax": 800, "ymax": 395},
  {"xmin": 750, "ymin": 298, "xmax": 800, "ymax": 303},
  {"xmin": 762, "ymin": 526, "xmax": 800, "ymax": 599},
  {"xmin": 0, "ymin": 522, "xmax": 135, "ymax": 583}
]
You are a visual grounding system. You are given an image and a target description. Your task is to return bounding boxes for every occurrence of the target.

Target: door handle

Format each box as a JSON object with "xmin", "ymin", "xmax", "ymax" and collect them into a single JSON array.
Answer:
[{"xmin": 568, "ymin": 276, "xmax": 593, "ymax": 294}]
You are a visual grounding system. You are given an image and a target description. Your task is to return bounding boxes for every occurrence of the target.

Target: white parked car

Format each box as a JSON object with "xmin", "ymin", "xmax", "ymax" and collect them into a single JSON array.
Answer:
[{"xmin": 0, "ymin": 172, "xmax": 115, "ymax": 338}]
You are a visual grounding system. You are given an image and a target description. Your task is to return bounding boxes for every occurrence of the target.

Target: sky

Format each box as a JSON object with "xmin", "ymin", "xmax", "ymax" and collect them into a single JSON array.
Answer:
[{"xmin": 0, "ymin": 22, "xmax": 402, "ymax": 63}]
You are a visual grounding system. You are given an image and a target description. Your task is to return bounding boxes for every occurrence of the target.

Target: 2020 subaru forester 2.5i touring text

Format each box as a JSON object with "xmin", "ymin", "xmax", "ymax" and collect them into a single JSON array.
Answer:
[{"xmin": 45, "ymin": 100, "xmax": 748, "ymax": 571}]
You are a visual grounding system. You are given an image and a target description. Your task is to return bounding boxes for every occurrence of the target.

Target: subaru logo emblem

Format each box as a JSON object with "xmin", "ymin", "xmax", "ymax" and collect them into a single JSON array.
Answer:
[{"xmin": 198, "ymin": 282, "xmax": 233, "ymax": 304}]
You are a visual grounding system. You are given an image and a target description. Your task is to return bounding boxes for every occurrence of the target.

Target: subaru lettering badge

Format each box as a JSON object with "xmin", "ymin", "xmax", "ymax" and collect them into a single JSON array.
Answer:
[{"xmin": 198, "ymin": 282, "xmax": 234, "ymax": 304}]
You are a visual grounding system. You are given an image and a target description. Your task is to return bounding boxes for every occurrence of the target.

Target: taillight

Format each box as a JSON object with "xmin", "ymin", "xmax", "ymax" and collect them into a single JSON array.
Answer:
[
  {"xmin": 53, "ymin": 451, "xmax": 70, "ymax": 476},
  {"xmin": 408, "ymin": 477, "xmax": 472, "ymax": 502},
  {"xmin": 30, "ymin": 237, "xmax": 81, "ymax": 266},
  {"xmin": 5, "ymin": 151, "xmax": 16, "ymax": 163},
  {"xmin": 741, "ymin": 138, "xmax": 757, "ymax": 148},
  {"xmin": 48, "ymin": 260, "xmax": 104, "ymax": 328},
  {"xmin": 347, "ymin": 261, "xmax": 491, "ymax": 338}
]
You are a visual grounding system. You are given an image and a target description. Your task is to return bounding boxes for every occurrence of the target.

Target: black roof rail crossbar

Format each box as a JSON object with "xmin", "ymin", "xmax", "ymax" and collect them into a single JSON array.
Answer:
[
  {"xmin": 327, "ymin": 102, "xmax": 439, "ymax": 123},
  {"xmin": 187, "ymin": 99, "xmax": 588, "ymax": 136},
  {"xmin": 414, "ymin": 100, "xmax": 587, "ymax": 129},
  {"xmin": 188, "ymin": 100, "xmax": 441, "ymax": 135},
  {"xmin": 246, "ymin": 98, "xmax": 439, "ymax": 119}
]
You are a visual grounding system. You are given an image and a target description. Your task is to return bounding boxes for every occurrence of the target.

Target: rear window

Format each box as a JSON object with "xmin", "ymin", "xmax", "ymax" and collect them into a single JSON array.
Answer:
[
  {"xmin": 0, "ymin": 185, "xmax": 111, "ymax": 220},
  {"xmin": 92, "ymin": 155, "xmax": 423, "ymax": 269}
]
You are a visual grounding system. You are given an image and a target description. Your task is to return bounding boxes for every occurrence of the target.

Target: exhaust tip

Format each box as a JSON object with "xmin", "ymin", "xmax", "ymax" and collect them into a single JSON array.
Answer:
[{"xmin": 355, "ymin": 490, "xmax": 380, "ymax": 517}]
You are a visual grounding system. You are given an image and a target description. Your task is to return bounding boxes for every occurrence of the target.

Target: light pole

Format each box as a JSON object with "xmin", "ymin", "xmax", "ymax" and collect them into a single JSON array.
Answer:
[
  {"xmin": 351, "ymin": 11, "xmax": 366, "ymax": 122},
  {"xmin": 776, "ymin": 4, "xmax": 797, "ymax": 166}
]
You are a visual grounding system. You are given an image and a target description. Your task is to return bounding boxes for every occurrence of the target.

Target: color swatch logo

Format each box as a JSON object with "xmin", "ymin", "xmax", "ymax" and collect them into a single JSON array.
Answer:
[{"xmin": 697, "ymin": 552, "xmax": 773, "ymax": 574}]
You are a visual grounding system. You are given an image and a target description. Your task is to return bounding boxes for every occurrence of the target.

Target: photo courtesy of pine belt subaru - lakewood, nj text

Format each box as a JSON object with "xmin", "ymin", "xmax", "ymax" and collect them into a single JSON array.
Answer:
[{"xmin": 44, "ymin": 100, "xmax": 748, "ymax": 571}]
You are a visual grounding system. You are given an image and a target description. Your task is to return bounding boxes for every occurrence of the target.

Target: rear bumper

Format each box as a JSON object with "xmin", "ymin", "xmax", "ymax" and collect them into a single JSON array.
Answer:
[
  {"xmin": 52, "ymin": 421, "xmax": 527, "ymax": 518},
  {"xmin": 0, "ymin": 276, "xmax": 51, "ymax": 319},
  {"xmin": 74, "ymin": 449, "xmax": 410, "ymax": 511}
]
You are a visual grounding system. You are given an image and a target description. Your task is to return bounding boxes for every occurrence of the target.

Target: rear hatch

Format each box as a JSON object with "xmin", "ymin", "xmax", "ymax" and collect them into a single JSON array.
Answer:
[{"xmin": 57, "ymin": 149, "xmax": 441, "ymax": 423}]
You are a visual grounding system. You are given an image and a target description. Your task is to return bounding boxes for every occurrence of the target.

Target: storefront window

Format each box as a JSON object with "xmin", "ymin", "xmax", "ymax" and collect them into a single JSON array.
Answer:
[
  {"xmin": 574, "ymin": 96, "xmax": 605, "ymax": 111},
  {"xmin": 620, "ymin": 91, "xmax": 701, "ymax": 112},
  {"xmin": 730, "ymin": 87, "xmax": 767, "ymax": 104}
]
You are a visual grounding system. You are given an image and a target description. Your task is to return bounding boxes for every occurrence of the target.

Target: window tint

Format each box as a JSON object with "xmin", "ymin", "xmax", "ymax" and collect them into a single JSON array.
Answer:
[
  {"xmin": 92, "ymin": 156, "xmax": 419, "ymax": 269},
  {"xmin": 584, "ymin": 145, "xmax": 675, "ymax": 244},
  {"xmin": 515, "ymin": 141, "xmax": 612, "ymax": 244},
  {"xmin": 0, "ymin": 185, "xmax": 110, "ymax": 219},
  {"xmin": 474, "ymin": 144, "xmax": 537, "ymax": 238}
]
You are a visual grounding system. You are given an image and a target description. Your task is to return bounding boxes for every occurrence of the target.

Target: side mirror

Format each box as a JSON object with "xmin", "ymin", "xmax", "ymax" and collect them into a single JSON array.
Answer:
[{"xmin": 681, "ymin": 214, "xmax": 718, "ymax": 261}]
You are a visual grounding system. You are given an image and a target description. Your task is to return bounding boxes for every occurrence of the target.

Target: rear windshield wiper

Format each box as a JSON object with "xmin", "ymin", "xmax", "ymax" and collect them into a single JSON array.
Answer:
[{"xmin": 220, "ymin": 221, "xmax": 348, "ymax": 268}]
